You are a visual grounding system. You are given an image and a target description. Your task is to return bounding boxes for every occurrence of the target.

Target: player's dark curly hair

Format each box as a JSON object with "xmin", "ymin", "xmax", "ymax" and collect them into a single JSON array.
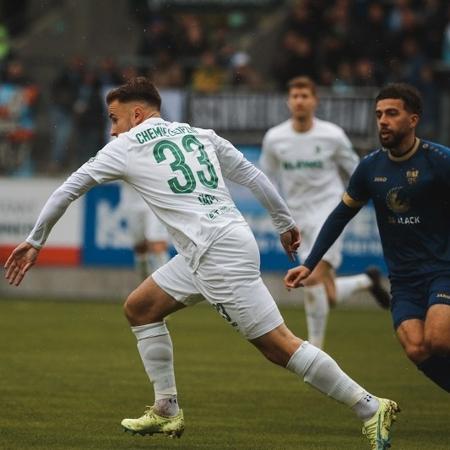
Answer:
[
  {"xmin": 375, "ymin": 83, "xmax": 422, "ymax": 116},
  {"xmin": 106, "ymin": 76, "xmax": 161, "ymax": 110}
]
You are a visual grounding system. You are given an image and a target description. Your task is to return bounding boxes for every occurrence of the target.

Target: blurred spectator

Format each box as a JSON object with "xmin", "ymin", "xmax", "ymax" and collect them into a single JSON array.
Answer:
[
  {"xmin": 332, "ymin": 61, "xmax": 355, "ymax": 93},
  {"xmin": 353, "ymin": 58, "xmax": 379, "ymax": 87},
  {"xmin": 0, "ymin": 59, "xmax": 38, "ymax": 175},
  {"xmin": 121, "ymin": 65, "xmax": 140, "ymax": 82},
  {"xmin": 317, "ymin": 67, "xmax": 334, "ymax": 86},
  {"xmin": 421, "ymin": 0, "xmax": 447, "ymax": 59},
  {"xmin": 73, "ymin": 70, "xmax": 105, "ymax": 166},
  {"xmin": 191, "ymin": 50, "xmax": 226, "ymax": 93},
  {"xmin": 0, "ymin": 23, "xmax": 10, "ymax": 66},
  {"xmin": 387, "ymin": 0, "xmax": 412, "ymax": 33},
  {"xmin": 443, "ymin": 7, "xmax": 450, "ymax": 64},
  {"xmin": 98, "ymin": 57, "xmax": 122, "ymax": 88},
  {"xmin": 400, "ymin": 37, "xmax": 426, "ymax": 85},
  {"xmin": 415, "ymin": 64, "xmax": 439, "ymax": 139},
  {"xmin": 2, "ymin": 59, "xmax": 29, "ymax": 85},
  {"xmin": 273, "ymin": 31, "xmax": 317, "ymax": 89},
  {"xmin": 177, "ymin": 15, "xmax": 208, "ymax": 77},
  {"xmin": 210, "ymin": 24, "xmax": 235, "ymax": 68},
  {"xmin": 48, "ymin": 57, "xmax": 84, "ymax": 173},
  {"xmin": 353, "ymin": 2, "xmax": 388, "ymax": 62},
  {"xmin": 229, "ymin": 52, "xmax": 264, "ymax": 90},
  {"xmin": 137, "ymin": 17, "xmax": 177, "ymax": 68},
  {"xmin": 283, "ymin": 0, "xmax": 319, "ymax": 44},
  {"xmin": 148, "ymin": 49, "xmax": 184, "ymax": 88},
  {"xmin": 320, "ymin": 33, "xmax": 351, "ymax": 73},
  {"xmin": 325, "ymin": 0, "xmax": 352, "ymax": 39},
  {"xmin": 1, "ymin": 0, "xmax": 28, "ymax": 36}
]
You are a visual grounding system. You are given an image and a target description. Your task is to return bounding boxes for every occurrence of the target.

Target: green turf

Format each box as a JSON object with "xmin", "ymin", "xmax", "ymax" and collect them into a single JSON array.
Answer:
[{"xmin": 0, "ymin": 299, "xmax": 448, "ymax": 450}]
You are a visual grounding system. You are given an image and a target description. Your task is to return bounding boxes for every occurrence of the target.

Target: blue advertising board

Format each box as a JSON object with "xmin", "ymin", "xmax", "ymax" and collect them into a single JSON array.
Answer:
[{"xmin": 82, "ymin": 146, "xmax": 386, "ymax": 274}]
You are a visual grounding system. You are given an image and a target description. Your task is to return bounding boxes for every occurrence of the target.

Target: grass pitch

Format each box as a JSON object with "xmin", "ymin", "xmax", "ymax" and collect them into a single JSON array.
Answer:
[{"xmin": 0, "ymin": 298, "xmax": 448, "ymax": 450}]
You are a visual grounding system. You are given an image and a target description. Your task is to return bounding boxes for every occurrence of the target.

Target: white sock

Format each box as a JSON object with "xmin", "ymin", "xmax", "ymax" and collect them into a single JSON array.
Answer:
[
  {"xmin": 286, "ymin": 341, "xmax": 379, "ymax": 420},
  {"xmin": 303, "ymin": 284, "xmax": 329, "ymax": 349},
  {"xmin": 352, "ymin": 393, "xmax": 380, "ymax": 421},
  {"xmin": 148, "ymin": 251, "xmax": 170, "ymax": 273},
  {"xmin": 132, "ymin": 322, "xmax": 179, "ymax": 416},
  {"xmin": 335, "ymin": 274, "xmax": 371, "ymax": 304}
]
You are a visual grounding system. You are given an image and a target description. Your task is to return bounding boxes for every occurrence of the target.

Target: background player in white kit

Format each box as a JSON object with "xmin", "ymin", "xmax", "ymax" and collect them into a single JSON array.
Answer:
[
  {"xmin": 260, "ymin": 76, "xmax": 390, "ymax": 349},
  {"xmin": 5, "ymin": 77, "xmax": 399, "ymax": 449},
  {"xmin": 122, "ymin": 184, "xmax": 170, "ymax": 280}
]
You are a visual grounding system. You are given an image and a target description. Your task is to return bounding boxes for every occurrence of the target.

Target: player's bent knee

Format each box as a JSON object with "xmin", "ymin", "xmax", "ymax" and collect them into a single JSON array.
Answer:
[
  {"xmin": 404, "ymin": 342, "xmax": 430, "ymax": 364},
  {"xmin": 123, "ymin": 290, "xmax": 161, "ymax": 324},
  {"xmin": 252, "ymin": 326, "xmax": 302, "ymax": 367}
]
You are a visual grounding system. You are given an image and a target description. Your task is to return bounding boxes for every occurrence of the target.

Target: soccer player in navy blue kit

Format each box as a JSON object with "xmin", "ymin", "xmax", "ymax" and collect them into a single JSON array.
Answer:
[{"xmin": 285, "ymin": 83, "xmax": 450, "ymax": 393}]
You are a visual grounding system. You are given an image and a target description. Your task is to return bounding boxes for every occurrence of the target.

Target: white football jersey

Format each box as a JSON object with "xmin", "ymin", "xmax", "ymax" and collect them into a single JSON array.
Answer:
[
  {"xmin": 260, "ymin": 118, "xmax": 359, "ymax": 224},
  {"xmin": 80, "ymin": 117, "xmax": 249, "ymax": 271}
]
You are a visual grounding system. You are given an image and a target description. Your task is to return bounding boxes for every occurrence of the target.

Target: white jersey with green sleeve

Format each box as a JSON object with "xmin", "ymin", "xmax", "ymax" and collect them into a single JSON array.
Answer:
[
  {"xmin": 260, "ymin": 117, "xmax": 359, "ymax": 224},
  {"xmin": 77, "ymin": 118, "xmax": 293, "ymax": 271}
]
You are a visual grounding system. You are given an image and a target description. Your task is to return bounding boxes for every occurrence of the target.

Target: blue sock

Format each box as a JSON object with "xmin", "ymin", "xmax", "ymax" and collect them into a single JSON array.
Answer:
[{"xmin": 417, "ymin": 355, "xmax": 450, "ymax": 392}]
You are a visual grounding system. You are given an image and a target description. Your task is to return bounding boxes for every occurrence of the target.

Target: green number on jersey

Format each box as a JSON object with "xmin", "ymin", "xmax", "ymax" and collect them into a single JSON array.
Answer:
[
  {"xmin": 153, "ymin": 135, "xmax": 219, "ymax": 194},
  {"xmin": 153, "ymin": 140, "xmax": 196, "ymax": 193},
  {"xmin": 182, "ymin": 135, "xmax": 218, "ymax": 189}
]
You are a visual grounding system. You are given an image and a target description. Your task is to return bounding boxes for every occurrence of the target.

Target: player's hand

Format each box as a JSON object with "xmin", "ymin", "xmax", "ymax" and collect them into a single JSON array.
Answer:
[
  {"xmin": 284, "ymin": 265, "xmax": 311, "ymax": 289},
  {"xmin": 280, "ymin": 226, "xmax": 301, "ymax": 262},
  {"xmin": 4, "ymin": 242, "xmax": 40, "ymax": 286}
]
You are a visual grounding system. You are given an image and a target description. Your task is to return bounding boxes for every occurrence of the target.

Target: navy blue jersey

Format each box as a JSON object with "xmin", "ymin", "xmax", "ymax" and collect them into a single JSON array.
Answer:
[{"xmin": 346, "ymin": 139, "xmax": 450, "ymax": 279}]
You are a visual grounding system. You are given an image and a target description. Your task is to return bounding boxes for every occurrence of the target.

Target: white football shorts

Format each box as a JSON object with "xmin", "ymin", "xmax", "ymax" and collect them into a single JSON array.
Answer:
[
  {"xmin": 152, "ymin": 224, "xmax": 284, "ymax": 340},
  {"xmin": 127, "ymin": 205, "xmax": 169, "ymax": 244},
  {"xmin": 297, "ymin": 219, "xmax": 343, "ymax": 269}
]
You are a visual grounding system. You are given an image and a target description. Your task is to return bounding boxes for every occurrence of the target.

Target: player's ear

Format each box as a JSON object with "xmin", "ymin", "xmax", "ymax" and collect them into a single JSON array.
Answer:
[
  {"xmin": 132, "ymin": 105, "xmax": 144, "ymax": 125},
  {"xmin": 410, "ymin": 113, "xmax": 419, "ymax": 129}
]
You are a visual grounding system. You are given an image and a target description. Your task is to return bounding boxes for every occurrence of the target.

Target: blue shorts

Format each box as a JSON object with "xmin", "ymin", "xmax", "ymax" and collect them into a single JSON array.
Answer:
[{"xmin": 390, "ymin": 272, "xmax": 450, "ymax": 329}]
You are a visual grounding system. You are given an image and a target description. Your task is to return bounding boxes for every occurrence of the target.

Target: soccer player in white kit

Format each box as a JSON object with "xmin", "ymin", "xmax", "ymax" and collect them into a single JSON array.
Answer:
[
  {"xmin": 122, "ymin": 184, "xmax": 170, "ymax": 280},
  {"xmin": 4, "ymin": 77, "xmax": 399, "ymax": 449},
  {"xmin": 260, "ymin": 76, "xmax": 390, "ymax": 349}
]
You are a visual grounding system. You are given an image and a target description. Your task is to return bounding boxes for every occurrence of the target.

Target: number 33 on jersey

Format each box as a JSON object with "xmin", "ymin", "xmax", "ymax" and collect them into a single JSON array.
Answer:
[{"xmin": 81, "ymin": 118, "xmax": 248, "ymax": 271}]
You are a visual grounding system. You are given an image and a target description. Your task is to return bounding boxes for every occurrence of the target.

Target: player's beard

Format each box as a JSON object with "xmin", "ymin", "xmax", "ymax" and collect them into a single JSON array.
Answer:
[{"xmin": 378, "ymin": 128, "xmax": 408, "ymax": 149}]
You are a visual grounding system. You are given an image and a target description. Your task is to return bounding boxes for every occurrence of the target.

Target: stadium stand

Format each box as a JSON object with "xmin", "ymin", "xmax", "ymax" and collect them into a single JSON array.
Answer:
[{"xmin": 0, "ymin": 0, "xmax": 448, "ymax": 175}]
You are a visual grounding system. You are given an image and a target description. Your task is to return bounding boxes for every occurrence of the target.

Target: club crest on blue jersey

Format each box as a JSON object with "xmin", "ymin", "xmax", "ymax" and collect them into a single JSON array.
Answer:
[
  {"xmin": 386, "ymin": 187, "xmax": 410, "ymax": 213},
  {"xmin": 406, "ymin": 168, "xmax": 419, "ymax": 185}
]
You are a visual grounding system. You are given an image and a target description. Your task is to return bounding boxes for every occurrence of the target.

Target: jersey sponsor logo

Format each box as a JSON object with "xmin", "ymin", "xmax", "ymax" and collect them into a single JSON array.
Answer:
[
  {"xmin": 386, "ymin": 187, "xmax": 410, "ymax": 213},
  {"xmin": 374, "ymin": 176, "xmax": 387, "ymax": 182},
  {"xmin": 406, "ymin": 168, "xmax": 419, "ymax": 185},
  {"xmin": 282, "ymin": 160, "xmax": 323, "ymax": 170},
  {"xmin": 198, "ymin": 193, "xmax": 219, "ymax": 205},
  {"xmin": 207, "ymin": 205, "xmax": 234, "ymax": 220},
  {"xmin": 436, "ymin": 292, "xmax": 450, "ymax": 300},
  {"xmin": 396, "ymin": 216, "xmax": 420, "ymax": 225}
]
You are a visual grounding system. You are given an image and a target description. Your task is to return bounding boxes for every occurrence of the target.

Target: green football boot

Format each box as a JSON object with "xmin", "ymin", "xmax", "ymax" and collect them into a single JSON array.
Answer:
[
  {"xmin": 121, "ymin": 406, "xmax": 184, "ymax": 438},
  {"xmin": 362, "ymin": 398, "xmax": 400, "ymax": 449}
]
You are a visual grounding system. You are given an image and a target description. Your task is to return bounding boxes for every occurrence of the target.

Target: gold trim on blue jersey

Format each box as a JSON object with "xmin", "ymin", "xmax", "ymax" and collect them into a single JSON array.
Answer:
[
  {"xmin": 387, "ymin": 138, "xmax": 420, "ymax": 162},
  {"xmin": 342, "ymin": 192, "xmax": 365, "ymax": 208}
]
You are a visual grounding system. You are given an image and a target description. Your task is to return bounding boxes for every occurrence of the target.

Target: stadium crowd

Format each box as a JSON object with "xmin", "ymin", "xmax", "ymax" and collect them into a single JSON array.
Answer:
[{"xmin": 0, "ymin": 0, "xmax": 449, "ymax": 174}]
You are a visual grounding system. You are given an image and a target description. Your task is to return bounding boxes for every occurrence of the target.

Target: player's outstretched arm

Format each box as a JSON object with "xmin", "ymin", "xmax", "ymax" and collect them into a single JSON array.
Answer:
[
  {"xmin": 3, "ymin": 172, "xmax": 98, "ymax": 287},
  {"xmin": 284, "ymin": 265, "xmax": 311, "ymax": 289},
  {"xmin": 5, "ymin": 242, "xmax": 40, "ymax": 286},
  {"xmin": 280, "ymin": 226, "xmax": 301, "ymax": 262}
]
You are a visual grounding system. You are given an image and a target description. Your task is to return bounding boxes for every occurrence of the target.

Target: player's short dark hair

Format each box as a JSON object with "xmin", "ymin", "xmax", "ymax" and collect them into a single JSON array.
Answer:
[
  {"xmin": 287, "ymin": 76, "xmax": 317, "ymax": 96},
  {"xmin": 375, "ymin": 83, "xmax": 422, "ymax": 116},
  {"xmin": 106, "ymin": 76, "xmax": 161, "ymax": 110}
]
